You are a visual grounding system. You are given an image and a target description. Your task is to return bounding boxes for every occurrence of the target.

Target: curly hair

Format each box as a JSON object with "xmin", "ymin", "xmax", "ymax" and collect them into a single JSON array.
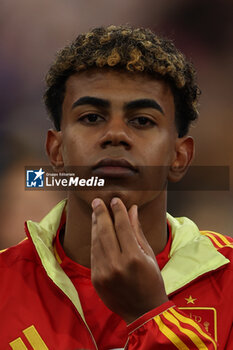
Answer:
[{"xmin": 44, "ymin": 25, "xmax": 200, "ymax": 137}]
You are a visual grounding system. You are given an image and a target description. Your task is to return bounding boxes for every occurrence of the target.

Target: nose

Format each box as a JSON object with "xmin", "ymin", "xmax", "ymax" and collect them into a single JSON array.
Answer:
[{"xmin": 99, "ymin": 119, "xmax": 132, "ymax": 150}]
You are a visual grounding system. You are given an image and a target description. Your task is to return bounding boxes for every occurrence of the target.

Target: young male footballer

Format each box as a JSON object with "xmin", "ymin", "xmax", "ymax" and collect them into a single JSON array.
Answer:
[{"xmin": 1, "ymin": 25, "xmax": 233, "ymax": 349}]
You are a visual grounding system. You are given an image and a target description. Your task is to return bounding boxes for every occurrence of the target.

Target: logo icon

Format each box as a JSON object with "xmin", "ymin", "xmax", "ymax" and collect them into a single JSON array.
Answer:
[{"xmin": 26, "ymin": 168, "xmax": 45, "ymax": 188}]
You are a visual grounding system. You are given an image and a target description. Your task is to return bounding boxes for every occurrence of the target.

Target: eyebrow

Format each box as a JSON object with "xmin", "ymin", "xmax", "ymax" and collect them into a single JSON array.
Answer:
[
  {"xmin": 71, "ymin": 96, "xmax": 110, "ymax": 110},
  {"xmin": 71, "ymin": 96, "xmax": 164, "ymax": 115},
  {"xmin": 124, "ymin": 99, "xmax": 164, "ymax": 115}
]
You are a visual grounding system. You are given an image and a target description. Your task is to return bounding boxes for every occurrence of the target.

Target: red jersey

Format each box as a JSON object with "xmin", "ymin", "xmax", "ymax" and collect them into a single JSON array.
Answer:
[
  {"xmin": 0, "ymin": 199, "xmax": 232, "ymax": 349},
  {"xmin": 52, "ymin": 212, "xmax": 173, "ymax": 349}
]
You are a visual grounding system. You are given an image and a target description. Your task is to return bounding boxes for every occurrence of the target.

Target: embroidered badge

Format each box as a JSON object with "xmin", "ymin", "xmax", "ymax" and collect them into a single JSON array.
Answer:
[{"xmin": 179, "ymin": 307, "xmax": 217, "ymax": 341}]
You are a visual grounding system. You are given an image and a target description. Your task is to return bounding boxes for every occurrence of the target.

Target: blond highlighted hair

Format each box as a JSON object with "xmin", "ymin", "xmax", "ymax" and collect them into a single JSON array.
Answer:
[{"xmin": 44, "ymin": 25, "xmax": 200, "ymax": 137}]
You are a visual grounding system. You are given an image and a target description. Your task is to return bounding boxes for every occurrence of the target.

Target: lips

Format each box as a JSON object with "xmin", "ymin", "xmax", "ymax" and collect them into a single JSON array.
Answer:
[{"xmin": 92, "ymin": 158, "xmax": 138, "ymax": 178}]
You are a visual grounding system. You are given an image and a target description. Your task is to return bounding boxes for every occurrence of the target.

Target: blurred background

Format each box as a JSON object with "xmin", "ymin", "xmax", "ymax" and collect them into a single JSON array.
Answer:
[{"xmin": 0, "ymin": 0, "xmax": 232, "ymax": 248}]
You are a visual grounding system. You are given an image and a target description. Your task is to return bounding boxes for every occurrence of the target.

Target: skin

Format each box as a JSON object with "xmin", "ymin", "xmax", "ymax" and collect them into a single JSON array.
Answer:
[{"xmin": 46, "ymin": 69, "xmax": 194, "ymax": 323}]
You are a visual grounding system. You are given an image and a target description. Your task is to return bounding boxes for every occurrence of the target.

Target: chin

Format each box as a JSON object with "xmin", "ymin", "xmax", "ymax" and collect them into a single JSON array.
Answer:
[
  {"xmin": 97, "ymin": 190, "xmax": 135, "ymax": 209},
  {"xmin": 72, "ymin": 189, "xmax": 159, "ymax": 210}
]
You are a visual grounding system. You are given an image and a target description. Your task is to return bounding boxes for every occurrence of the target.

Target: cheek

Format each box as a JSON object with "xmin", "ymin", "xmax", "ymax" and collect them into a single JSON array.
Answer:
[
  {"xmin": 61, "ymin": 129, "xmax": 90, "ymax": 164},
  {"xmin": 144, "ymin": 132, "xmax": 175, "ymax": 166}
]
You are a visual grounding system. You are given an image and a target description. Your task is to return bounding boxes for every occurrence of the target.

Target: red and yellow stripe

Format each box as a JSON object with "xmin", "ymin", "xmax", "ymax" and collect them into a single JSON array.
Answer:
[
  {"xmin": 153, "ymin": 308, "xmax": 217, "ymax": 349},
  {"xmin": 0, "ymin": 238, "xmax": 28, "ymax": 254},
  {"xmin": 201, "ymin": 231, "xmax": 233, "ymax": 250}
]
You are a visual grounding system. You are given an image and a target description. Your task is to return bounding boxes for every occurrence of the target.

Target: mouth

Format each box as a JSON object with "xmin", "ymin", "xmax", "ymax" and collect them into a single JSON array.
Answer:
[{"xmin": 92, "ymin": 158, "xmax": 138, "ymax": 178}]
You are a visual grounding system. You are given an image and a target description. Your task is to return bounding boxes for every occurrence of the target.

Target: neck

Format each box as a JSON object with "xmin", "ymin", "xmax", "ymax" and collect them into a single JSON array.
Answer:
[{"xmin": 63, "ymin": 192, "xmax": 168, "ymax": 268}]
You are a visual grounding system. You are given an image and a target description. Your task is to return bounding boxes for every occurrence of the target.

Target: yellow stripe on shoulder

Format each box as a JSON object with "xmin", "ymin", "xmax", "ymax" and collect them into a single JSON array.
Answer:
[
  {"xmin": 206, "ymin": 231, "xmax": 233, "ymax": 245},
  {"xmin": 202, "ymin": 232, "xmax": 224, "ymax": 249},
  {"xmin": 0, "ymin": 237, "xmax": 28, "ymax": 254},
  {"xmin": 201, "ymin": 230, "xmax": 233, "ymax": 249},
  {"xmin": 0, "ymin": 248, "xmax": 8, "ymax": 253}
]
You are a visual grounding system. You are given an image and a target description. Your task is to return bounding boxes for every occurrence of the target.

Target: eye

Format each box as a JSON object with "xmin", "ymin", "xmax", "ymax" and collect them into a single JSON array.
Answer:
[
  {"xmin": 79, "ymin": 113, "xmax": 105, "ymax": 124},
  {"xmin": 129, "ymin": 116, "xmax": 156, "ymax": 127}
]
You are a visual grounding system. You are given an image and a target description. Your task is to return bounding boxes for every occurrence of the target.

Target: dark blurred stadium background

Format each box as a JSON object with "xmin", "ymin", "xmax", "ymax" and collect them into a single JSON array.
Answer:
[{"xmin": 0, "ymin": 0, "xmax": 232, "ymax": 248}]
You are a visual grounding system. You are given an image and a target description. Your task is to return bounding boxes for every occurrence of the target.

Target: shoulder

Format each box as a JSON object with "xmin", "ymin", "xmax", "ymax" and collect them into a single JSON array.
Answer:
[
  {"xmin": 0, "ymin": 238, "xmax": 38, "ymax": 268},
  {"xmin": 200, "ymin": 230, "xmax": 233, "ymax": 249},
  {"xmin": 201, "ymin": 230, "xmax": 233, "ymax": 265},
  {"xmin": 167, "ymin": 212, "xmax": 233, "ymax": 266}
]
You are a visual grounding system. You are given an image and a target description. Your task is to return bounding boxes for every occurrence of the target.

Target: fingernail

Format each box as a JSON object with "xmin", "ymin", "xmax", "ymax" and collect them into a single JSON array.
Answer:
[
  {"xmin": 92, "ymin": 198, "xmax": 101, "ymax": 209},
  {"xmin": 111, "ymin": 197, "xmax": 118, "ymax": 206}
]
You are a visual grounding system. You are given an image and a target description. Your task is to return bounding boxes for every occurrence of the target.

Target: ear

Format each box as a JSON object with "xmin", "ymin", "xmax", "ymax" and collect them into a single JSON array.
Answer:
[
  {"xmin": 168, "ymin": 136, "xmax": 194, "ymax": 182},
  {"xmin": 46, "ymin": 129, "xmax": 64, "ymax": 171}
]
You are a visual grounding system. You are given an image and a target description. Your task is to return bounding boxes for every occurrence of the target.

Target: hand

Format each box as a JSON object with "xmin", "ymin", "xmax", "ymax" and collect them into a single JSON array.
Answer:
[{"xmin": 91, "ymin": 197, "xmax": 169, "ymax": 324}]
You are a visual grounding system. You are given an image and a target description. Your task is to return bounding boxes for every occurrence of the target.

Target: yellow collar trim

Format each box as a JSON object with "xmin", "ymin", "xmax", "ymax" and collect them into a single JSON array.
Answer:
[
  {"xmin": 26, "ymin": 200, "xmax": 229, "ymax": 317},
  {"xmin": 163, "ymin": 214, "xmax": 229, "ymax": 295}
]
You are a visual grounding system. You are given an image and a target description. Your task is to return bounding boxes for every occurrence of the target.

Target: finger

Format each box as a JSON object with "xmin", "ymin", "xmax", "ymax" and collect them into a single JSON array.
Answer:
[
  {"xmin": 91, "ymin": 210, "xmax": 115, "ymax": 260},
  {"xmin": 91, "ymin": 211, "xmax": 110, "ymax": 286},
  {"xmin": 128, "ymin": 205, "xmax": 155, "ymax": 259},
  {"xmin": 91, "ymin": 198, "xmax": 120, "ymax": 254},
  {"xmin": 91, "ymin": 211, "xmax": 102, "ymax": 266},
  {"xmin": 128, "ymin": 204, "xmax": 138, "ymax": 232},
  {"xmin": 110, "ymin": 197, "xmax": 138, "ymax": 252},
  {"xmin": 128, "ymin": 205, "xmax": 144, "ymax": 250}
]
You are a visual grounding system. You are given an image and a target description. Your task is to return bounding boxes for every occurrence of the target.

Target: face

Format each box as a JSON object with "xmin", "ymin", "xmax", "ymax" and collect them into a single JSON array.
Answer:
[{"xmin": 47, "ymin": 69, "xmax": 193, "ymax": 208}]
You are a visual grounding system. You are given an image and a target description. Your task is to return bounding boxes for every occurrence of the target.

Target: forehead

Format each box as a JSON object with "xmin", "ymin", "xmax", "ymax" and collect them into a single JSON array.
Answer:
[{"xmin": 63, "ymin": 69, "xmax": 175, "ymax": 115}]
